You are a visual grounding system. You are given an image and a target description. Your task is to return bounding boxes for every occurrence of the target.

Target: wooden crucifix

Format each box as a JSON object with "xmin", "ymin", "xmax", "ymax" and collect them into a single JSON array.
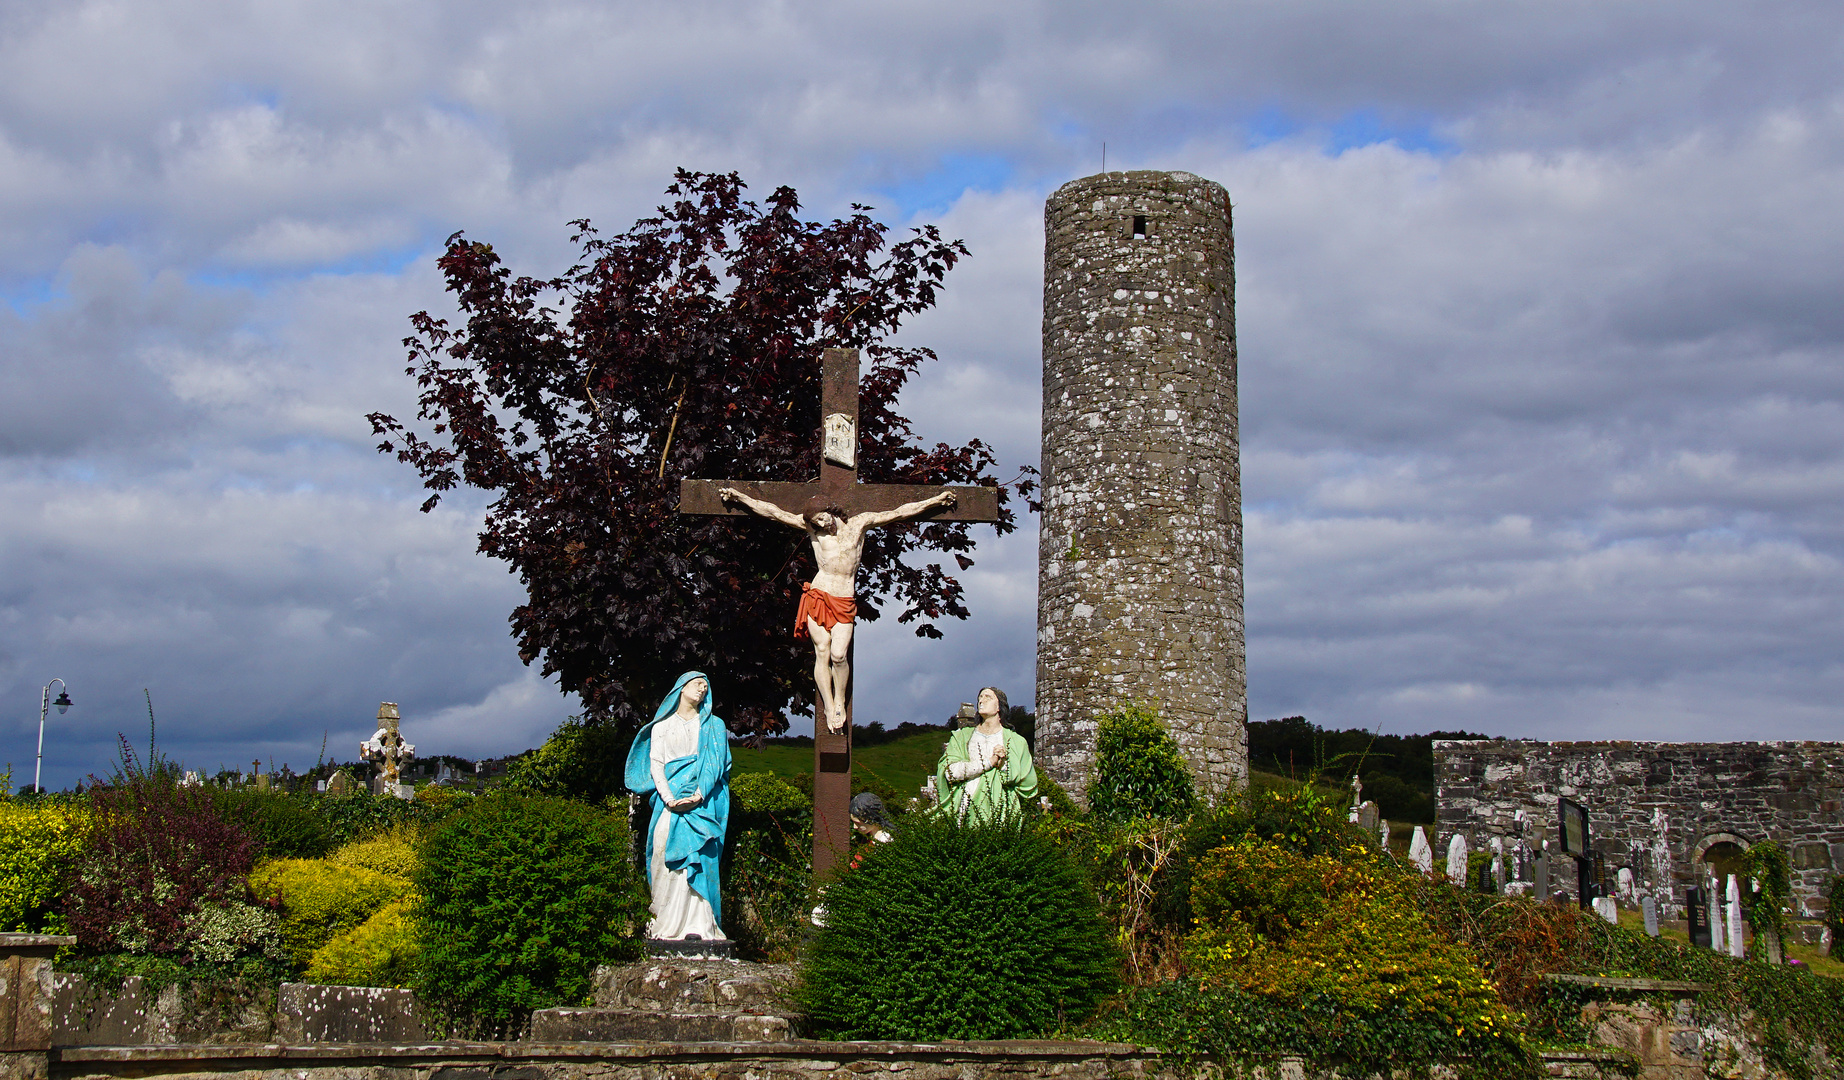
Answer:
[{"xmin": 679, "ymin": 347, "xmax": 999, "ymax": 878}]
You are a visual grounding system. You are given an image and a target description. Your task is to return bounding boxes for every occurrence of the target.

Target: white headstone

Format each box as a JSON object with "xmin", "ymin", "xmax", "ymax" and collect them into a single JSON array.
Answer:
[
  {"xmin": 1617, "ymin": 866, "xmax": 1636, "ymax": 903},
  {"xmin": 1447, "ymin": 833, "xmax": 1469, "ymax": 885},
  {"xmin": 1409, "ymin": 826, "xmax": 1434, "ymax": 873},
  {"xmin": 1379, "ymin": 818, "xmax": 1391, "ymax": 850},
  {"xmin": 1593, "ymin": 896, "xmax": 1619, "ymax": 924},
  {"xmin": 1642, "ymin": 895, "xmax": 1659, "ymax": 937},
  {"xmin": 1709, "ymin": 877, "xmax": 1727, "ymax": 953},
  {"xmin": 1727, "ymin": 875, "xmax": 1746, "ymax": 958}
]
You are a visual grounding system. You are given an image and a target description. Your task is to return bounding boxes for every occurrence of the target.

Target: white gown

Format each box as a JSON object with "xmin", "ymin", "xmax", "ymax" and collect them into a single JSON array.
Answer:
[{"xmin": 647, "ymin": 711, "xmax": 722, "ymax": 940}]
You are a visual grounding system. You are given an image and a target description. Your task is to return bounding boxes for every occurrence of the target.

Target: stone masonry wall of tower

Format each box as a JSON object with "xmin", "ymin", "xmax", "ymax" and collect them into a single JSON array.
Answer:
[{"xmin": 1036, "ymin": 170, "xmax": 1248, "ymax": 801}]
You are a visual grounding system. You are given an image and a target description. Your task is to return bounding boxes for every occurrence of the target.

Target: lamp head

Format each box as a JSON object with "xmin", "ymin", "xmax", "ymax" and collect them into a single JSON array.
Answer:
[{"xmin": 53, "ymin": 691, "xmax": 72, "ymax": 715}]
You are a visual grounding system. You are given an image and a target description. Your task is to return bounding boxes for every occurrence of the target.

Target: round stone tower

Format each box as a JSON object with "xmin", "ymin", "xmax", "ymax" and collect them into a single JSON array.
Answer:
[{"xmin": 1036, "ymin": 170, "xmax": 1247, "ymax": 801}]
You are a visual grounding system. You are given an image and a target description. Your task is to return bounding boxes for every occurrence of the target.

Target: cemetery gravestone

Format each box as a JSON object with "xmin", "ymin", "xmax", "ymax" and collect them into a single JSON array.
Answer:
[
  {"xmin": 1726, "ymin": 876, "xmax": 1745, "ymax": 958},
  {"xmin": 1446, "ymin": 834, "xmax": 1468, "ymax": 885},
  {"xmin": 360, "ymin": 703, "xmax": 415, "ymax": 800},
  {"xmin": 1409, "ymin": 827, "xmax": 1434, "ymax": 873},
  {"xmin": 1687, "ymin": 887, "xmax": 1710, "ymax": 948},
  {"xmin": 1642, "ymin": 896, "xmax": 1659, "ymax": 937}
]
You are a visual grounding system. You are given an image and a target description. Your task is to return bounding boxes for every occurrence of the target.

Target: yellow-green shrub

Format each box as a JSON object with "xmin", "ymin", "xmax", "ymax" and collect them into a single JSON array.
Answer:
[
  {"xmin": 1178, "ymin": 838, "xmax": 1527, "ymax": 1072},
  {"xmin": 249, "ymin": 858, "xmax": 413, "ymax": 966},
  {"xmin": 305, "ymin": 895, "xmax": 418, "ymax": 987},
  {"xmin": 327, "ymin": 825, "xmax": 421, "ymax": 880},
  {"xmin": 0, "ymin": 802, "xmax": 91, "ymax": 932}
]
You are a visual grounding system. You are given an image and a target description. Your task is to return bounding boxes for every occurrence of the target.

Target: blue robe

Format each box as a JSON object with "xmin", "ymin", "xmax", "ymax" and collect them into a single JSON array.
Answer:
[{"xmin": 624, "ymin": 671, "xmax": 731, "ymax": 931}]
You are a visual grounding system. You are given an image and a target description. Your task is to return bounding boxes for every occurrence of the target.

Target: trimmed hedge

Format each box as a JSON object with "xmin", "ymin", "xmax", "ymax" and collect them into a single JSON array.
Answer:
[
  {"xmin": 412, "ymin": 792, "xmax": 648, "ymax": 1034},
  {"xmin": 212, "ymin": 788, "xmax": 333, "ymax": 859},
  {"xmin": 797, "ymin": 812, "xmax": 1118, "ymax": 1039}
]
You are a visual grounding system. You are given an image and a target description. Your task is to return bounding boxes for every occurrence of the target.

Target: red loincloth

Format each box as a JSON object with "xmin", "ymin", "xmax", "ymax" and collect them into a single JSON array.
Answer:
[{"xmin": 795, "ymin": 582, "xmax": 857, "ymax": 639}]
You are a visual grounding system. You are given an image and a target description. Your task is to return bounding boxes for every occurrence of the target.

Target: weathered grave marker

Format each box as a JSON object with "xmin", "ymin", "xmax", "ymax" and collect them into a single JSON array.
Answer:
[
  {"xmin": 1726, "ymin": 876, "xmax": 1745, "ymax": 958},
  {"xmin": 1709, "ymin": 879, "xmax": 1727, "ymax": 953},
  {"xmin": 1446, "ymin": 833, "xmax": 1468, "ymax": 885},
  {"xmin": 1409, "ymin": 826, "xmax": 1433, "ymax": 873},
  {"xmin": 680, "ymin": 347, "xmax": 998, "ymax": 879},
  {"xmin": 1642, "ymin": 896, "xmax": 1659, "ymax": 937}
]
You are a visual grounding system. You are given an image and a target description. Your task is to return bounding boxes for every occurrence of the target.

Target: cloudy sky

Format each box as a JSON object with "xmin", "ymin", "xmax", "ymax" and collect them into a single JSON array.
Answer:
[{"xmin": 5, "ymin": 0, "xmax": 1843, "ymax": 789}]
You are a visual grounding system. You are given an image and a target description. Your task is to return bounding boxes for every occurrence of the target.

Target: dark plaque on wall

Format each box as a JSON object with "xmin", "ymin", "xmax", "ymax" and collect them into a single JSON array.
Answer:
[{"xmin": 1557, "ymin": 797, "xmax": 1589, "ymax": 858}]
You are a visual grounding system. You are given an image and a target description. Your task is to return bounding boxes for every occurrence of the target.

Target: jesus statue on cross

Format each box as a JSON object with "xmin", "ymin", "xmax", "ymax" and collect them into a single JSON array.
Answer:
[
  {"xmin": 679, "ymin": 347, "xmax": 998, "ymax": 879},
  {"xmin": 717, "ymin": 487, "xmax": 957, "ymax": 733}
]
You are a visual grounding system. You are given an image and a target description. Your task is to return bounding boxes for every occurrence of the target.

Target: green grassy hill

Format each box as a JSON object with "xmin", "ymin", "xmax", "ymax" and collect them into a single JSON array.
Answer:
[{"xmin": 731, "ymin": 726, "xmax": 956, "ymax": 802}]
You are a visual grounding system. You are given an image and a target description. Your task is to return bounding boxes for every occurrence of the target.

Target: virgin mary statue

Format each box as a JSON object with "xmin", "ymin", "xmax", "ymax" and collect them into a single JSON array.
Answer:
[{"xmin": 624, "ymin": 671, "xmax": 731, "ymax": 940}]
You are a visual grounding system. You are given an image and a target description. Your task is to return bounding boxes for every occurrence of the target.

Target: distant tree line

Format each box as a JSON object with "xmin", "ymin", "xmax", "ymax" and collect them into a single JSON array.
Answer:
[{"xmin": 1246, "ymin": 716, "xmax": 1498, "ymax": 824}]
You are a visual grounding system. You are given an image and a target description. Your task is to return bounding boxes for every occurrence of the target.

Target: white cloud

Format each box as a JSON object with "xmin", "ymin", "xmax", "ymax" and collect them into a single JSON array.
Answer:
[{"xmin": 6, "ymin": 0, "xmax": 1844, "ymax": 785}]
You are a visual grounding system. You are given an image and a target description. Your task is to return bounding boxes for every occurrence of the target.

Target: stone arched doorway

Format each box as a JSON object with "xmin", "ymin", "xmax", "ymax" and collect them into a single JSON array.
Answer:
[{"xmin": 1692, "ymin": 832, "xmax": 1751, "ymax": 882}]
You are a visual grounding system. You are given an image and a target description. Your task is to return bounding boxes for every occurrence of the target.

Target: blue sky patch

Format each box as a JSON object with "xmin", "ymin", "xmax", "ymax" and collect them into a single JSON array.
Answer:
[
  {"xmin": 1246, "ymin": 106, "xmax": 1456, "ymax": 157},
  {"xmin": 190, "ymin": 242, "xmax": 436, "ymax": 295},
  {"xmin": 870, "ymin": 154, "xmax": 1017, "ymax": 218}
]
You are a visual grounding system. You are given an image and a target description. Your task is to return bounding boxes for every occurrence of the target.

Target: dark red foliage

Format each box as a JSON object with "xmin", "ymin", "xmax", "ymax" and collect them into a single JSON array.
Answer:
[
  {"xmin": 63, "ymin": 776, "xmax": 262, "ymax": 958},
  {"xmin": 369, "ymin": 171, "xmax": 1035, "ymax": 738}
]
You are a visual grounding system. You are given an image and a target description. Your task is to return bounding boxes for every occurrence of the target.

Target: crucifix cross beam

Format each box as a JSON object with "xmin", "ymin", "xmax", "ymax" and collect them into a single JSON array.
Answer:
[{"xmin": 679, "ymin": 347, "xmax": 999, "ymax": 879}]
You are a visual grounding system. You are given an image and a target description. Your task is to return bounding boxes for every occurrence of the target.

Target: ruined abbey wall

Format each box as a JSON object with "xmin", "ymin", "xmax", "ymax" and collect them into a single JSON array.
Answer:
[
  {"xmin": 1435, "ymin": 739, "xmax": 1844, "ymax": 919},
  {"xmin": 1036, "ymin": 171, "xmax": 1247, "ymax": 800}
]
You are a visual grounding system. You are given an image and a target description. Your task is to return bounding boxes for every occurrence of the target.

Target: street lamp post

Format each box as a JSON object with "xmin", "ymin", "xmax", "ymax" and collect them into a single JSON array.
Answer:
[{"xmin": 33, "ymin": 679, "xmax": 73, "ymax": 794}]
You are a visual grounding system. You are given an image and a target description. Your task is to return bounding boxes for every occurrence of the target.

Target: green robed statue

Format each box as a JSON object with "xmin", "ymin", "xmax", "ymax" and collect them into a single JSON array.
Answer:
[{"xmin": 935, "ymin": 685, "xmax": 1038, "ymax": 824}]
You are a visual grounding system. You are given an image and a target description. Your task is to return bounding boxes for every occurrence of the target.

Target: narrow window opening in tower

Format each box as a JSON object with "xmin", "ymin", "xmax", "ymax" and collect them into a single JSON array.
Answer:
[{"xmin": 1132, "ymin": 215, "xmax": 1148, "ymax": 239}]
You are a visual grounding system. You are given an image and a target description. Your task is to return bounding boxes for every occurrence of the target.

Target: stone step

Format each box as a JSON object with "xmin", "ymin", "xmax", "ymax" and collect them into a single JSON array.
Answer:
[
  {"xmin": 592, "ymin": 960, "xmax": 793, "ymax": 1014},
  {"xmin": 527, "ymin": 1007, "xmax": 793, "ymax": 1042}
]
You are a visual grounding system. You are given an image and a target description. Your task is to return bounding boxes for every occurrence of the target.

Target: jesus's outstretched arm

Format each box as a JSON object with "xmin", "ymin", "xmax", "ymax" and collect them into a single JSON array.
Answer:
[
  {"xmin": 855, "ymin": 489, "xmax": 956, "ymax": 529},
  {"xmin": 719, "ymin": 487, "xmax": 808, "ymax": 529}
]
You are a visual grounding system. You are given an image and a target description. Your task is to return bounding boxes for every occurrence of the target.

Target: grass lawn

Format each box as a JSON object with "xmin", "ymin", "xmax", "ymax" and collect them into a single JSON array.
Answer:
[
  {"xmin": 1612, "ymin": 906, "xmax": 1844, "ymax": 978},
  {"xmin": 730, "ymin": 726, "xmax": 956, "ymax": 802}
]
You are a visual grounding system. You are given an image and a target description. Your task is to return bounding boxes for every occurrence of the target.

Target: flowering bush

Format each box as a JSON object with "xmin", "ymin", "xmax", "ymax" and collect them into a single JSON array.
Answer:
[
  {"xmin": 0, "ymin": 800, "xmax": 91, "ymax": 932},
  {"xmin": 64, "ymin": 777, "xmax": 268, "ymax": 960},
  {"xmin": 1092, "ymin": 835, "xmax": 1535, "ymax": 1078}
]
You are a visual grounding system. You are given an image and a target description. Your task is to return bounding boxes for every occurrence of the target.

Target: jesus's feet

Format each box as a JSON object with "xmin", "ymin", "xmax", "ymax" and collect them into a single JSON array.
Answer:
[{"xmin": 826, "ymin": 704, "xmax": 847, "ymax": 733}]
